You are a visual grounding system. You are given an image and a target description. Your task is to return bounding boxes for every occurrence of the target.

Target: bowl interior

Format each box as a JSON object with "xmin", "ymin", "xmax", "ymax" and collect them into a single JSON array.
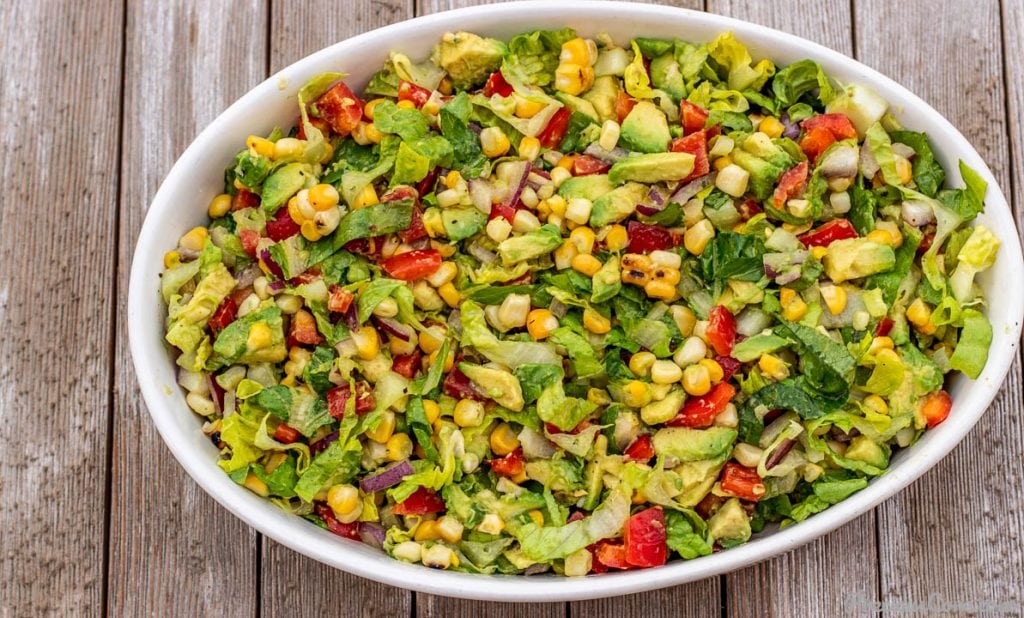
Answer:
[{"xmin": 128, "ymin": 0, "xmax": 1023, "ymax": 602}]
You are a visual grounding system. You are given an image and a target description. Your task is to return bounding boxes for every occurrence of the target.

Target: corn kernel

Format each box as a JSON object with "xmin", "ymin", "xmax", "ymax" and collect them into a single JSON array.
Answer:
[
  {"xmin": 478, "ymin": 513, "xmax": 505, "ymax": 535},
  {"xmin": 385, "ymin": 433, "xmax": 413, "ymax": 462},
  {"xmin": 567, "ymin": 226, "xmax": 596, "ymax": 255},
  {"xmin": 906, "ymin": 298, "xmax": 936, "ymax": 334},
  {"xmin": 526, "ymin": 309, "xmax": 558, "ymax": 340},
  {"xmin": 650, "ymin": 360, "xmax": 684, "ymax": 384},
  {"xmin": 684, "ymin": 220, "xmax": 715, "ymax": 255},
  {"xmin": 480, "ymin": 126, "xmax": 511, "ymax": 158},
  {"xmin": 179, "ymin": 226, "xmax": 208, "ymax": 252},
  {"xmin": 327, "ymin": 484, "xmax": 362, "ymax": 523},
  {"xmin": 421, "ymin": 400, "xmax": 441, "ymax": 425},
  {"xmin": 629, "ymin": 351, "xmax": 657, "ymax": 377},
  {"xmin": 353, "ymin": 184, "xmax": 379, "ymax": 210},
  {"xmin": 700, "ymin": 358, "xmax": 725, "ymax": 383},
  {"xmin": 363, "ymin": 122, "xmax": 384, "ymax": 144},
  {"xmin": 419, "ymin": 326, "xmax": 446, "ymax": 354},
  {"xmin": 437, "ymin": 282, "xmax": 461, "ymax": 308},
  {"xmin": 682, "ymin": 364, "xmax": 712, "ymax": 396},
  {"xmin": 713, "ymin": 155, "xmax": 733, "ymax": 171},
  {"xmin": 244, "ymin": 473, "xmax": 269, "ymax": 497},
  {"xmin": 571, "ymin": 253, "xmax": 602, "ymax": 277},
  {"xmin": 527, "ymin": 510, "xmax": 545, "ymax": 527},
  {"xmin": 247, "ymin": 322, "xmax": 273, "ymax": 350},
  {"xmin": 490, "ymin": 422, "xmax": 520, "ymax": 456},
  {"xmin": 300, "ymin": 220, "xmax": 322, "ymax": 242},
  {"xmin": 599, "ymin": 119, "xmax": 621, "ymax": 151},
  {"xmin": 550, "ymin": 166, "xmax": 572, "ymax": 188},
  {"xmin": 246, "ymin": 135, "xmax": 275, "ymax": 158},
  {"xmin": 645, "ymin": 279, "xmax": 677, "ymax": 300},
  {"xmin": 604, "ymin": 224, "xmax": 629, "ymax": 252},
  {"xmin": 863, "ymin": 394, "xmax": 889, "ymax": 415},
  {"xmin": 208, "ymin": 193, "xmax": 232, "ymax": 218},
  {"xmin": 518, "ymin": 136, "xmax": 541, "ymax": 162},
  {"xmin": 869, "ymin": 336, "xmax": 895, "ymax": 355},
  {"xmin": 308, "ymin": 184, "xmax": 340, "ymax": 211},
  {"xmin": 163, "ymin": 251, "xmax": 181, "ymax": 268},
  {"xmin": 820, "ymin": 285, "xmax": 848, "ymax": 315},
  {"xmin": 716, "ymin": 164, "xmax": 751, "ymax": 198},
  {"xmin": 414, "ymin": 520, "xmax": 442, "ymax": 542},
  {"xmin": 733, "ymin": 443, "xmax": 764, "ymax": 468},
  {"xmin": 515, "ymin": 95, "xmax": 546, "ymax": 118},
  {"xmin": 396, "ymin": 99, "xmax": 416, "ymax": 110},
  {"xmin": 366, "ymin": 411, "xmax": 396, "ymax": 443},
  {"xmin": 622, "ymin": 380, "xmax": 650, "ymax": 408},
  {"xmin": 810, "ymin": 246, "xmax": 828, "ymax": 260},
  {"xmin": 866, "ymin": 229, "xmax": 898, "ymax": 247},
  {"xmin": 565, "ymin": 198, "xmax": 594, "ymax": 226},
  {"xmin": 351, "ymin": 325, "xmax": 380, "ymax": 360},
  {"xmin": 895, "ymin": 155, "xmax": 914, "ymax": 185},
  {"xmin": 758, "ymin": 353, "xmax": 790, "ymax": 381},
  {"xmin": 422, "ymin": 544, "xmax": 456, "ymax": 569},
  {"xmin": 437, "ymin": 516, "xmax": 465, "ymax": 543},
  {"xmin": 670, "ymin": 305, "xmax": 697, "ymax": 337},
  {"xmin": 758, "ymin": 116, "xmax": 784, "ymax": 139},
  {"xmin": 512, "ymin": 209, "xmax": 542, "ymax": 233},
  {"xmin": 363, "ymin": 98, "xmax": 386, "ymax": 120},
  {"xmin": 582, "ymin": 307, "xmax": 611, "ymax": 334},
  {"xmin": 554, "ymin": 62, "xmax": 595, "ymax": 96},
  {"xmin": 454, "ymin": 399, "xmax": 485, "ymax": 428},
  {"xmin": 673, "ymin": 336, "xmax": 707, "ymax": 367}
]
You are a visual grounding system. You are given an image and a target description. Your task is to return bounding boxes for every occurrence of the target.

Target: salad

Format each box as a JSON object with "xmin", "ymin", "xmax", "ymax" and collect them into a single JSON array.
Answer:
[{"xmin": 160, "ymin": 27, "xmax": 998, "ymax": 575}]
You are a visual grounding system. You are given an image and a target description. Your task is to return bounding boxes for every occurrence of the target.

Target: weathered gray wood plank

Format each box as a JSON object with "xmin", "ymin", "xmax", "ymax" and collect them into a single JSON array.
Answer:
[
  {"xmin": 857, "ymin": 0, "xmax": 1024, "ymax": 615},
  {"xmin": 107, "ymin": 2, "xmax": 267, "ymax": 616},
  {"xmin": 0, "ymin": 1, "xmax": 122, "ymax": 616},
  {"xmin": 260, "ymin": 2, "xmax": 415, "ymax": 614}
]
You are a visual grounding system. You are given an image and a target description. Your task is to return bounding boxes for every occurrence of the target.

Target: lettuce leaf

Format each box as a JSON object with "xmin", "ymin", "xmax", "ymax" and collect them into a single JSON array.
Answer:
[
  {"xmin": 949, "ymin": 308, "xmax": 993, "ymax": 379},
  {"xmin": 459, "ymin": 300, "xmax": 561, "ymax": 368},
  {"xmin": 515, "ymin": 486, "xmax": 630, "ymax": 561},
  {"xmin": 706, "ymin": 32, "xmax": 775, "ymax": 91},
  {"xmin": 500, "ymin": 28, "xmax": 576, "ymax": 88},
  {"xmin": 771, "ymin": 59, "xmax": 834, "ymax": 107}
]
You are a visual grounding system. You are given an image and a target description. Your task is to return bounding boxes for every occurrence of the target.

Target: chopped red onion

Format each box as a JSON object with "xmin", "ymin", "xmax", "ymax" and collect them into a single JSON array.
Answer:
[
  {"xmin": 891, "ymin": 142, "xmax": 916, "ymax": 160},
  {"xmin": 207, "ymin": 374, "xmax": 226, "ymax": 414},
  {"xmin": 818, "ymin": 144, "xmax": 859, "ymax": 179},
  {"xmin": 259, "ymin": 248, "xmax": 284, "ymax": 279},
  {"xmin": 446, "ymin": 310, "xmax": 462, "ymax": 336},
  {"xmin": 765, "ymin": 438, "xmax": 796, "ymax": 469},
  {"xmin": 670, "ymin": 176, "xmax": 712, "ymax": 204},
  {"xmin": 901, "ymin": 200, "xmax": 936, "ymax": 227},
  {"xmin": 234, "ymin": 263, "xmax": 261, "ymax": 289},
  {"xmin": 859, "ymin": 140, "xmax": 880, "ymax": 179},
  {"xmin": 360, "ymin": 460, "xmax": 414, "ymax": 493},
  {"xmin": 467, "ymin": 242, "xmax": 497, "ymax": 264},
  {"xmin": 310, "ymin": 431, "xmax": 339, "ymax": 456},
  {"xmin": 583, "ymin": 142, "xmax": 629, "ymax": 163},
  {"xmin": 781, "ymin": 112, "xmax": 801, "ymax": 139},
  {"xmin": 375, "ymin": 317, "xmax": 412, "ymax": 341},
  {"xmin": 358, "ymin": 522, "xmax": 388, "ymax": 548}
]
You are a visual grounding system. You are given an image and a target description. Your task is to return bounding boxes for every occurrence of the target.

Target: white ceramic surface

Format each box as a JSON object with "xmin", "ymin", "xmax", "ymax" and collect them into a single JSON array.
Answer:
[{"xmin": 128, "ymin": 1, "xmax": 1024, "ymax": 602}]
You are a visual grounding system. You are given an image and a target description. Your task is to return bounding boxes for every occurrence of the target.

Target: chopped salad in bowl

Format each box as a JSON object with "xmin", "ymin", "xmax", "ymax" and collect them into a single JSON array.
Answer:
[{"xmin": 159, "ymin": 26, "xmax": 998, "ymax": 576}]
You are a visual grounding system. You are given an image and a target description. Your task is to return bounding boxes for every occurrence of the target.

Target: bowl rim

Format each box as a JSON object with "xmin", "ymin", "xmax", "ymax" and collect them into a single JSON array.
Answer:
[{"xmin": 128, "ymin": 0, "xmax": 1024, "ymax": 602}]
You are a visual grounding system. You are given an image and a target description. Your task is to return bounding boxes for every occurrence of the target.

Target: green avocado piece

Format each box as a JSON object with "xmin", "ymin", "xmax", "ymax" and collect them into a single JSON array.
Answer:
[
  {"xmin": 432, "ymin": 31, "xmax": 507, "ymax": 90},
  {"xmin": 741, "ymin": 132, "xmax": 791, "ymax": 167},
  {"xmin": 844, "ymin": 435, "xmax": 889, "ymax": 469},
  {"xmin": 674, "ymin": 458, "xmax": 727, "ymax": 507},
  {"xmin": 497, "ymin": 224, "xmax": 563, "ymax": 264},
  {"xmin": 591, "ymin": 255, "xmax": 621, "ymax": 303},
  {"xmin": 441, "ymin": 207, "xmax": 486, "ymax": 241},
  {"xmin": 608, "ymin": 152, "xmax": 696, "ymax": 185},
  {"xmin": 590, "ymin": 182, "xmax": 648, "ymax": 227},
  {"xmin": 730, "ymin": 149, "xmax": 784, "ymax": 201},
  {"xmin": 641, "ymin": 388, "xmax": 685, "ymax": 425},
  {"xmin": 650, "ymin": 53, "xmax": 685, "ymax": 101},
  {"xmin": 708, "ymin": 497, "xmax": 752, "ymax": 546},
  {"xmin": 652, "ymin": 426, "xmax": 738, "ymax": 462},
  {"xmin": 459, "ymin": 362, "xmax": 524, "ymax": 411},
  {"xmin": 582, "ymin": 75, "xmax": 620, "ymax": 123},
  {"xmin": 556, "ymin": 92, "xmax": 600, "ymax": 122},
  {"xmin": 559, "ymin": 174, "xmax": 614, "ymax": 202},
  {"xmin": 261, "ymin": 162, "xmax": 315, "ymax": 212},
  {"xmin": 619, "ymin": 101, "xmax": 670, "ymax": 153},
  {"xmin": 730, "ymin": 333, "xmax": 790, "ymax": 363},
  {"xmin": 823, "ymin": 239, "xmax": 896, "ymax": 283}
]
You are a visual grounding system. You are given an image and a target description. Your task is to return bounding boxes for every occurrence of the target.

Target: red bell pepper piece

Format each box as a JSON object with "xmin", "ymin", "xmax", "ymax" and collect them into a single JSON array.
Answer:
[
  {"xmin": 772, "ymin": 160, "xmax": 809, "ymax": 208},
  {"xmin": 399, "ymin": 204, "xmax": 429, "ymax": 243},
  {"xmin": 593, "ymin": 540, "xmax": 631, "ymax": 570},
  {"xmin": 668, "ymin": 382, "xmax": 737, "ymax": 428},
  {"xmin": 488, "ymin": 200, "xmax": 518, "ymax": 224},
  {"xmin": 801, "ymin": 113, "xmax": 858, "ymax": 140},
  {"xmin": 231, "ymin": 188, "xmax": 261, "ymax": 211},
  {"xmin": 623, "ymin": 434, "xmax": 655, "ymax": 463},
  {"xmin": 314, "ymin": 503, "xmax": 360, "ymax": 539},
  {"xmin": 314, "ymin": 80, "xmax": 363, "ymax": 137},
  {"xmin": 921, "ymin": 390, "xmax": 952, "ymax": 428},
  {"xmin": 265, "ymin": 206, "xmax": 301, "ymax": 242},
  {"xmin": 397, "ymin": 80, "xmax": 432, "ymax": 108},
  {"xmin": 488, "ymin": 447, "xmax": 525, "ymax": 478},
  {"xmin": 416, "ymin": 167, "xmax": 439, "ymax": 196},
  {"xmin": 706, "ymin": 305, "xmax": 737, "ymax": 356},
  {"xmin": 287, "ymin": 310, "xmax": 323, "ymax": 346},
  {"xmin": 209, "ymin": 298, "xmax": 238, "ymax": 336},
  {"xmin": 296, "ymin": 116, "xmax": 332, "ymax": 140},
  {"xmin": 626, "ymin": 221, "xmax": 675, "ymax": 254},
  {"xmin": 679, "ymin": 100, "xmax": 709, "ymax": 135},
  {"xmin": 572, "ymin": 154, "xmax": 611, "ymax": 176},
  {"xmin": 624, "ymin": 506, "xmax": 668, "ymax": 567},
  {"xmin": 875, "ymin": 317, "xmax": 895, "ymax": 337},
  {"xmin": 326, "ymin": 382, "xmax": 375, "ymax": 419},
  {"xmin": 714, "ymin": 355, "xmax": 742, "ymax": 382},
  {"xmin": 392, "ymin": 487, "xmax": 446, "ymax": 515},
  {"xmin": 670, "ymin": 129, "xmax": 711, "ymax": 183},
  {"xmin": 799, "ymin": 219, "xmax": 858, "ymax": 247},
  {"xmin": 391, "ymin": 349, "xmax": 422, "ymax": 379},
  {"xmin": 273, "ymin": 423, "xmax": 302, "ymax": 444},
  {"xmin": 483, "ymin": 71, "xmax": 514, "ymax": 97},
  {"xmin": 381, "ymin": 249, "xmax": 442, "ymax": 281},
  {"xmin": 327, "ymin": 285, "xmax": 355, "ymax": 314},
  {"xmin": 799, "ymin": 126, "xmax": 837, "ymax": 163},
  {"xmin": 239, "ymin": 229, "xmax": 260, "ymax": 258},
  {"xmin": 616, "ymin": 90, "xmax": 637, "ymax": 124},
  {"xmin": 538, "ymin": 108, "xmax": 572, "ymax": 149},
  {"xmin": 719, "ymin": 463, "xmax": 765, "ymax": 502}
]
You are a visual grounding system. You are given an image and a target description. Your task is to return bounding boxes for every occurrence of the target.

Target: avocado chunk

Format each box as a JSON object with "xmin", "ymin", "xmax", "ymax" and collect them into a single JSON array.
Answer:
[
  {"xmin": 608, "ymin": 152, "xmax": 696, "ymax": 185},
  {"xmin": 826, "ymin": 84, "xmax": 889, "ymax": 137},
  {"xmin": 582, "ymin": 75, "xmax": 620, "ymax": 123},
  {"xmin": 556, "ymin": 92, "xmax": 600, "ymax": 122},
  {"xmin": 674, "ymin": 459, "xmax": 728, "ymax": 507},
  {"xmin": 590, "ymin": 182, "xmax": 648, "ymax": 227},
  {"xmin": 432, "ymin": 31, "xmax": 507, "ymax": 90},
  {"xmin": 730, "ymin": 149, "xmax": 785, "ymax": 201},
  {"xmin": 641, "ymin": 389, "xmax": 685, "ymax": 425},
  {"xmin": 650, "ymin": 53, "xmax": 685, "ymax": 101},
  {"xmin": 708, "ymin": 498, "xmax": 752, "ymax": 547},
  {"xmin": 591, "ymin": 255, "xmax": 621, "ymax": 303},
  {"xmin": 619, "ymin": 101, "xmax": 671, "ymax": 153},
  {"xmin": 261, "ymin": 162, "xmax": 315, "ymax": 212},
  {"xmin": 730, "ymin": 333, "xmax": 790, "ymax": 363},
  {"xmin": 459, "ymin": 362, "xmax": 524, "ymax": 411},
  {"xmin": 652, "ymin": 426, "xmax": 738, "ymax": 462},
  {"xmin": 844, "ymin": 435, "xmax": 889, "ymax": 469},
  {"xmin": 823, "ymin": 238, "xmax": 896, "ymax": 283},
  {"xmin": 497, "ymin": 224, "xmax": 563, "ymax": 264},
  {"xmin": 441, "ymin": 207, "xmax": 486, "ymax": 241},
  {"xmin": 559, "ymin": 174, "xmax": 614, "ymax": 202}
]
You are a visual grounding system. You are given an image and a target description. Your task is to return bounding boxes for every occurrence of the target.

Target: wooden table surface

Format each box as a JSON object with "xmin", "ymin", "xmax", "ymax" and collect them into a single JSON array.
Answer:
[{"xmin": 2, "ymin": 0, "xmax": 1022, "ymax": 616}]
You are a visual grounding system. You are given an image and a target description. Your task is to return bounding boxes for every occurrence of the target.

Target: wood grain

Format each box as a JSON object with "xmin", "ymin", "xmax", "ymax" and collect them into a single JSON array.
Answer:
[
  {"xmin": 106, "ymin": 2, "xmax": 267, "ymax": 617},
  {"xmin": 856, "ymin": 0, "xmax": 1024, "ymax": 615},
  {"xmin": 0, "ymin": 1, "xmax": 122, "ymax": 616},
  {"xmin": 260, "ymin": 2, "xmax": 415, "ymax": 614}
]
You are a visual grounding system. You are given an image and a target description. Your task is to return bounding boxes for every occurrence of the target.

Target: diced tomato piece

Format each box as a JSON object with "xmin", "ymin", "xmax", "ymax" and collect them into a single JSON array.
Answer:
[
  {"xmin": 917, "ymin": 230, "xmax": 936, "ymax": 256},
  {"xmin": 706, "ymin": 305, "xmax": 737, "ymax": 356},
  {"xmin": 616, "ymin": 90, "xmax": 637, "ymax": 124},
  {"xmin": 921, "ymin": 390, "xmax": 952, "ymax": 428},
  {"xmin": 392, "ymin": 487, "xmax": 446, "ymax": 515},
  {"xmin": 314, "ymin": 503, "xmax": 361, "ymax": 540},
  {"xmin": 799, "ymin": 219, "xmax": 858, "ymax": 247},
  {"xmin": 801, "ymin": 113, "xmax": 858, "ymax": 141},
  {"xmin": 288, "ymin": 310, "xmax": 323, "ymax": 346},
  {"xmin": 273, "ymin": 423, "xmax": 302, "ymax": 444},
  {"xmin": 623, "ymin": 434, "xmax": 655, "ymax": 463},
  {"xmin": 483, "ymin": 71, "xmax": 514, "ymax": 97},
  {"xmin": 799, "ymin": 126, "xmax": 836, "ymax": 163},
  {"xmin": 719, "ymin": 463, "xmax": 765, "ymax": 502},
  {"xmin": 489, "ymin": 200, "xmax": 518, "ymax": 224},
  {"xmin": 538, "ymin": 108, "xmax": 572, "ymax": 149},
  {"xmin": 326, "ymin": 382, "xmax": 375, "ymax": 419},
  {"xmin": 668, "ymin": 382, "xmax": 736, "ymax": 428},
  {"xmin": 544, "ymin": 420, "xmax": 593, "ymax": 436},
  {"xmin": 593, "ymin": 541, "xmax": 631, "ymax": 570},
  {"xmin": 397, "ymin": 80, "xmax": 432, "ymax": 108},
  {"xmin": 626, "ymin": 221, "xmax": 675, "ymax": 253},
  {"xmin": 391, "ymin": 350, "xmax": 422, "ymax": 379},
  {"xmin": 670, "ymin": 129, "xmax": 710, "ymax": 183},
  {"xmin": 443, "ymin": 363, "xmax": 486, "ymax": 401},
  {"xmin": 715, "ymin": 355, "xmax": 742, "ymax": 382},
  {"xmin": 573, "ymin": 154, "xmax": 611, "ymax": 176},
  {"xmin": 265, "ymin": 206, "xmax": 301, "ymax": 241},
  {"xmin": 737, "ymin": 197, "xmax": 763, "ymax": 221},
  {"xmin": 679, "ymin": 100, "xmax": 709, "ymax": 135},
  {"xmin": 624, "ymin": 506, "xmax": 667, "ymax": 567},
  {"xmin": 772, "ymin": 160, "xmax": 809, "ymax": 208},
  {"xmin": 296, "ymin": 116, "xmax": 331, "ymax": 140},
  {"xmin": 239, "ymin": 229, "xmax": 260, "ymax": 258},
  {"xmin": 488, "ymin": 447, "xmax": 525, "ymax": 478},
  {"xmin": 399, "ymin": 204, "xmax": 428, "ymax": 243},
  {"xmin": 380, "ymin": 186, "xmax": 418, "ymax": 204},
  {"xmin": 327, "ymin": 285, "xmax": 355, "ymax": 313},
  {"xmin": 314, "ymin": 80, "xmax": 363, "ymax": 137},
  {"xmin": 416, "ymin": 168, "xmax": 439, "ymax": 197},
  {"xmin": 208, "ymin": 298, "xmax": 238, "ymax": 336},
  {"xmin": 231, "ymin": 188, "xmax": 261, "ymax": 211},
  {"xmin": 381, "ymin": 249, "xmax": 441, "ymax": 281},
  {"xmin": 875, "ymin": 317, "xmax": 895, "ymax": 337}
]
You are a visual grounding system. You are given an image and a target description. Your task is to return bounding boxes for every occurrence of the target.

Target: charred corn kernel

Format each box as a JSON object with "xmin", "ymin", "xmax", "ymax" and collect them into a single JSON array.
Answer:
[
  {"xmin": 426, "ymin": 262, "xmax": 458, "ymax": 288},
  {"xmin": 645, "ymin": 279, "xmax": 676, "ymax": 300},
  {"xmin": 490, "ymin": 422, "xmax": 520, "ymax": 456},
  {"xmin": 605, "ymin": 224, "xmax": 629, "ymax": 251},
  {"xmin": 327, "ymin": 484, "xmax": 361, "ymax": 521},
  {"xmin": 651, "ymin": 267, "xmax": 681, "ymax": 286},
  {"xmin": 866, "ymin": 229, "xmax": 898, "ymax": 247},
  {"xmin": 413, "ymin": 519, "xmax": 442, "ymax": 542},
  {"xmin": 820, "ymin": 285, "xmax": 848, "ymax": 315},
  {"xmin": 599, "ymin": 119, "xmax": 621, "ymax": 151},
  {"xmin": 527, "ymin": 510, "xmax": 545, "ymax": 527},
  {"xmin": 515, "ymin": 95, "xmax": 546, "ymax": 118},
  {"xmin": 622, "ymin": 380, "xmax": 650, "ymax": 407},
  {"xmin": 863, "ymin": 394, "xmax": 889, "ymax": 415},
  {"xmin": 629, "ymin": 351, "xmax": 657, "ymax": 376},
  {"xmin": 671, "ymin": 305, "xmax": 697, "ymax": 337},
  {"xmin": 454, "ymin": 399, "xmax": 485, "ymax": 428},
  {"xmin": 246, "ymin": 135, "xmax": 275, "ymax": 157},
  {"xmin": 716, "ymin": 163, "xmax": 751, "ymax": 197},
  {"xmin": 480, "ymin": 126, "xmax": 511, "ymax": 158},
  {"xmin": 300, "ymin": 220, "xmax": 322, "ymax": 242},
  {"xmin": 700, "ymin": 358, "xmax": 725, "ymax": 383},
  {"xmin": 621, "ymin": 253, "xmax": 652, "ymax": 273},
  {"xmin": 583, "ymin": 307, "xmax": 612, "ymax": 334},
  {"xmin": 314, "ymin": 207, "xmax": 341, "ymax": 236},
  {"xmin": 682, "ymin": 364, "xmax": 712, "ymax": 396},
  {"xmin": 571, "ymin": 253, "xmax": 602, "ymax": 277},
  {"xmin": 179, "ymin": 226, "xmax": 208, "ymax": 252},
  {"xmin": 811, "ymin": 246, "xmax": 828, "ymax": 260},
  {"xmin": 565, "ymin": 198, "xmax": 594, "ymax": 226},
  {"xmin": 351, "ymin": 325, "xmax": 380, "ymax": 360},
  {"xmin": 651, "ymin": 360, "xmax": 684, "ymax": 384},
  {"xmin": 622, "ymin": 268, "xmax": 650, "ymax": 286},
  {"xmin": 526, "ymin": 308, "xmax": 558, "ymax": 340},
  {"xmin": 758, "ymin": 116, "xmax": 784, "ymax": 139},
  {"xmin": 353, "ymin": 184, "xmax": 379, "ymax": 210},
  {"xmin": 569, "ymin": 226, "xmax": 596, "ymax": 254},
  {"xmin": 385, "ymin": 433, "xmax": 413, "ymax": 462},
  {"xmin": 895, "ymin": 155, "xmax": 913, "ymax": 184},
  {"xmin": 365, "ymin": 411, "xmax": 396, "ymax": 443},
  {"xmin": 758, "ymin": 353, "xmax": 789, "ymax": 381},
  {"xmin": 906, "ymin": 298, "xmax": 936, "ymax": 334},
  {"xmin": 684, "ymin": 220, "xmax": 715, "ymax": 255},
  {"xmin": 713, "ymin": 155, "xmax": 733, "ymax": 171},
  {"xmin": 163, "ymin": 251, "xmax": 181, "ymax": 268},
  {"xmin": 421, "ymin": 544, "xmax": 457, "ymax": 570},
  {"xmin": 208, "ymin": 193, "xmax": 232, "ymax": 218},
  {"xmin": 396, "ymin": 99, "xmax": 416, "ymax": 110},
  {"xmin": 363, "ymin": 98, "xmax": 386, "ymax": 120},
  {"xmin": 550, "ymin": 166, "xmax": 572, "ymax": 188},
  {"xmin": 247, "ymin": 322, "xmax": 273, "ymax": 350},
  {"xmin": 560, "ymin": 37, "xmax": 597, "ymax": 66},
  {"xmin": 554, "ymin": 63, "xmax": 595, "ymax": 95},
  {"xmin": 437, "ymin": 282, "xmax": 461, "ymax": 308},
  {"xmin": 478, "ymin": 513, "xmax": 505, "ymax": 535},
  {"xmin": 437, "ymin": 516, "xmax": 465, "ymax": 543},
  {"xmin": 437, "ymin": 76, "xmax": 453, "ymax": 95},
  {"xmin": 244, "ymin": 473, "xmax": 269, "ymax": 497},
  {"xmin": 869, "ymin": 336, "xmax": 895, "ymax": 355},
  {"xmin": 308, "ymin": 183, "xmax": 340, "ymax": 211}
]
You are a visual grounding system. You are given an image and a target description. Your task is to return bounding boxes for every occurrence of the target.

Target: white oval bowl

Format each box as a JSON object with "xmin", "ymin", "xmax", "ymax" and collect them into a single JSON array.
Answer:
[{"xmin": 129, "ymin": 0, "xmax": 1024, "ymax": 602}]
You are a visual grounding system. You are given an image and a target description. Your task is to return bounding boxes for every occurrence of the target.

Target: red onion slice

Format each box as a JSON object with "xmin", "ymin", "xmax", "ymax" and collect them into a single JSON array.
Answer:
[
  {"xmin": 358, "ymin": 522, "xmax": 388, "ymax": 548},
  {"xmin": 360, "ymin": 459, "xmax": 414, "ymax": 493},
  {"xmin": 765, "ymin": 438, "xmax": 797, "ymax": 470},
  {"xmin": 375, "ymin": 317, "xmax": 412, "ymax": 342},
  {"xmin": 670, "ymin": 176, "xmax": 712, "ymax": 204}
]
